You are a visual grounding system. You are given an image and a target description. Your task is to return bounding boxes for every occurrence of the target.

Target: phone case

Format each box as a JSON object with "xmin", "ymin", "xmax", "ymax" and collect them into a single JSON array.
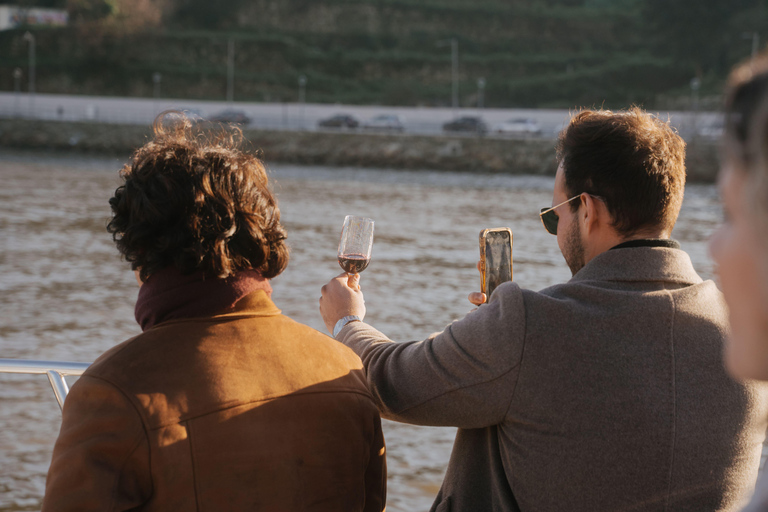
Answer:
[{"xmin": 479, "ymin": 227, "xmax": 514, "ymax": 297}]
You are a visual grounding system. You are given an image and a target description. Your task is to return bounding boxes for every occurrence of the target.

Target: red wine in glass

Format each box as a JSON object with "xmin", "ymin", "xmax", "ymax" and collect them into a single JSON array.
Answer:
[
  {"xmin": 338, "ymin": 216, "xmax": 374, "ymax": 275},
  {"xmin": 338, "ymin": 253, "xmax": 370, "ymax": 273}
]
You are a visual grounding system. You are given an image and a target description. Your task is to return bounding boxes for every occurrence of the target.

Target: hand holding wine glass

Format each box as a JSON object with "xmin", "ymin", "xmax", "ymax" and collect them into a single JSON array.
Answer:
[{"xmin": 338, "ymin": 215, "xmax": 374, "ymax": 275}]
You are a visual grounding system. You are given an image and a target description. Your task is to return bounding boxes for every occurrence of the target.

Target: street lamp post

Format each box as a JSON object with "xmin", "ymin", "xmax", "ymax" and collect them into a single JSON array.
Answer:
[
  {"xmin": 451, "ymin": 38, "xmax": 458, "ymax": 113},
  {"xmin": 298, "ymin": 74, "xmax": 307, "ymax": 130},
  {"xmin": 690, "ymin": 77, "xmax": 701, "ymax": 138},
  {"xmin": 152, "ymin": 72, "xmax": 162, "ymax": 99},
  {"xmin": 227, "ymin": 37, "xmax": 235, "ymax": 103},
  {"xmin": 743, "ymin": 32, "xmax": 760, "ymax": 59},
  {"xmin": 477, "ymin": 77, "xmax": 486, "ymax": 109},
  {"xmin": 22, "ymin": 31, "xmax": 35, "ymax": 114},
  {"xmin": 437, "ymin": 38, "xmax": 459, "ymax": 116},
  {"xmin": 13, "ymin": 68, "xmax": 22, "ymax": 117},
  {"xmin": 13, "ymin": 68, "xmax": 22, "ymax": 93},
  {"xmin": 22, "ymin": 32, "xmax": 35, "ymax": 94}
]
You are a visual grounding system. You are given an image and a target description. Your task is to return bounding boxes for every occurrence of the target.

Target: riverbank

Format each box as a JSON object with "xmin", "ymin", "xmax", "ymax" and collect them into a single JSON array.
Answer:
[{"xmin": 0, "ymin": 119, "xmax": 720, "ymax": 181}]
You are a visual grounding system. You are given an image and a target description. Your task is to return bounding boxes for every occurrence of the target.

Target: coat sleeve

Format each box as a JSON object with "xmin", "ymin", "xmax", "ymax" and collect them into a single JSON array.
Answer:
[
  {"xmin": 336, "ymin": 282, "xmax": 527, "ymax": 428},
  {"xmin": 42, "ymin": 375, "xmax": 152, "ymax": 512}
]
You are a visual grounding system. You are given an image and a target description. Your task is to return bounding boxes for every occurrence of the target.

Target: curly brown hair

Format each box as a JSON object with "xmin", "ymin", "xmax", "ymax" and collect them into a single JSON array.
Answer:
[
  {"xmin": 107, "ymin": 111, "xmax": 289, "ymax": 282},
  {"xmin": 556, "ymin": 107, "xmax": 686, "ymax": 237}
]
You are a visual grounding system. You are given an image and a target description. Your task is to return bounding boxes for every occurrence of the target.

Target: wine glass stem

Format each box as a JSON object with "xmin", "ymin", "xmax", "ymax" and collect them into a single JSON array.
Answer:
[{"xmin": 345, "ymin": 272, "xmax": 360, "ymax": 290}]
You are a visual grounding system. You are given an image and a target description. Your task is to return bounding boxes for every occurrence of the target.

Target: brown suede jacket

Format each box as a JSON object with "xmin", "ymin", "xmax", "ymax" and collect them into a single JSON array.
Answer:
[{"xmin": 42, "ymin": 290, "xmax": 386, "ymax": 511}]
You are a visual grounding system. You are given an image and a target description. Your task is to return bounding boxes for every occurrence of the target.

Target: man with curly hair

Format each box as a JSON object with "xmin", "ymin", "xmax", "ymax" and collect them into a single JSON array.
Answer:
[{"xmin": 42, "ymin": 112, "xmax": 387, "ymax": 512}]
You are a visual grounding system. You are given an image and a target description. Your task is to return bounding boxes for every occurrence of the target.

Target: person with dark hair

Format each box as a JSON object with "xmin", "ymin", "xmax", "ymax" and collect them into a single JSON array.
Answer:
[
  {"xmin": 710, "ymin": 55, "xmax": 768, "ymax": 512},
  {"xmin": 42, "ymin": 112, "xmax": 387, "ymax": 512},
  {"xmin": 320, "ymin": 107, "xmax": 768, "ymax": 511}
]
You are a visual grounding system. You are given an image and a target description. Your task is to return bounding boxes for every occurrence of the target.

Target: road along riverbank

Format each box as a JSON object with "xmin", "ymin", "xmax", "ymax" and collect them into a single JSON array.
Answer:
[{"xmin": 0, "ymin": 119, "xmax": 720, "ymax": 182}]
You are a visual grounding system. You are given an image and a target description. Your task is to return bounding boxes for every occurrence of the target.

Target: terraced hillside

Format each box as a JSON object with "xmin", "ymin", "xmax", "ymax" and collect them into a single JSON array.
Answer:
[{"xmin": 0, "ymin": 0, "xmax": 765, "ymax": 108}]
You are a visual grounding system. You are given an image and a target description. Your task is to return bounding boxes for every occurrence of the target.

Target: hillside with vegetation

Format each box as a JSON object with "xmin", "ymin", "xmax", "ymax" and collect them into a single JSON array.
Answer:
[{"xmin": 1, "ymin": 0, "xmax": 767, "ymax": 109}]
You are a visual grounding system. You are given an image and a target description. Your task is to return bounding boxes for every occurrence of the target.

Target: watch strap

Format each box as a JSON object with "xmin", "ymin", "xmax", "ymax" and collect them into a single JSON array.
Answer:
[{"xmin": 333, "ymin": 315, "xmax": 362, "ymax": 337}]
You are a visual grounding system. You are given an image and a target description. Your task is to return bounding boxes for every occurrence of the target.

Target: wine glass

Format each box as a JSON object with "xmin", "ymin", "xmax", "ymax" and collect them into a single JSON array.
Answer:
[{"xmin": 338, "ymin": 215, "xmax": 374, "ymax": 275}]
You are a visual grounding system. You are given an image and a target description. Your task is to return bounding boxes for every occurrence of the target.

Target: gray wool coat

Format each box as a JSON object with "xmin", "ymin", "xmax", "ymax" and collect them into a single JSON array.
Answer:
[
  {"xmin": 337, "ymin": 246, "xmax": 768, "ymax": 512},
  {"xmin": 743, "ymin": 472, "xmax": 768, "ymax": 512}
]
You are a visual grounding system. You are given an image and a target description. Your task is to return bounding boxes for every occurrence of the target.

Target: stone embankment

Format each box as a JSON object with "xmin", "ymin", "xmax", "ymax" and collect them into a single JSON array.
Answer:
[{"xmin": 0, "ymin": 119, "xmax": 720, "ymax": 182}]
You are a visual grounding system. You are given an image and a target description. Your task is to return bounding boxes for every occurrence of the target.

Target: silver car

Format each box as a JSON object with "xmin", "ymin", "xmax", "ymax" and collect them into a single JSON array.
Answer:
[
  {"xmin": 363, "ymin": 114, "xmax": 405, "ymax": 132},
  {"xmin": 494, "ymin": 118, "xmax": 542, "ymax": 136}
]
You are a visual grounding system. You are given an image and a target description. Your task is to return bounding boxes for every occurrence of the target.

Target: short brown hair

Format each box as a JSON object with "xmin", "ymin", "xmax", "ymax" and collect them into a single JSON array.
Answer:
[
  {"xmin": 725, "ymin": 54, "xmax": 768, "ymax": 236},
  {"xmin": 107, "ymin": 112, "xmax": 289, "ymax": 281},
  {"xmin": 725, "ymin": 55, "xmax": 768, "ymax": 164},
  {"xmin": 556, "ymin": 107, "xmax": 686, "ymax": 236}
]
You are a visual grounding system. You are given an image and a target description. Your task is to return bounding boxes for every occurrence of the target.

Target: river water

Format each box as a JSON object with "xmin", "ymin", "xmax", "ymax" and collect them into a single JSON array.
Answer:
[{"xmin": 0, "ymin": 150, "xmax": 722, "ymax": 511}]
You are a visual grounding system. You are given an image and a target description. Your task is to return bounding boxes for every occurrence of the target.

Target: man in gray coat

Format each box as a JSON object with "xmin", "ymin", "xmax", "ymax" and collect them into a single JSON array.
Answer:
[{"xmin": 320, "ymin": 107, "xmax": 768, "ymax": 512}]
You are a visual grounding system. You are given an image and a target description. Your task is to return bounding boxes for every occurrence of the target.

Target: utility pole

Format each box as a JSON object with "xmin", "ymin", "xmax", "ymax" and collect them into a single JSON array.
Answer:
[
  {"xmin": 13, "ymin": 68, "xmax": 22, "ymax": 93},
  {"xmin": 13, "ymin": 68, "xmax": 22, "ymax": 117},
  {"xmin": 23, "ymin": 32, "xmax": 35, "ymax": 94},
  {"xmin": 753, "ymin": 33, "xmax": 760, "ymax": 59},
  {"xmin": 690, "ymin": 77, "xmax": 701, "ymax": 138},
  {"xmin": 22, "ymin": 31, "xmax": 35, "ymax": 115},
  {"xmin": 298, "ymin": 74, "xmax": 307, "ymax": 130},
  {"xmin": 227, "ymin": 37, "xmax": 235, "ymax": 103},
  {"xmin": 477, "ymin": 77, "xmax": 486, "ymax": 109},
  {"xmin": 152, "ymin": 72, "xmax": 162, "ymax": 99},
  {"xmin": 451, "ymin": 38, "xmax": 458, "ymax": 115},
  {"xmin": 741, "ymin": 32, "xmax": 760, "ymax": 60},
  {"xmin": 437, "ymin": 38, "xmax": 459, "ymax": 116}
]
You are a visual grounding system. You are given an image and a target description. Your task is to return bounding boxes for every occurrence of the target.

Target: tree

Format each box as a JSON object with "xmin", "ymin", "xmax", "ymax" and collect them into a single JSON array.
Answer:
[
  {"xmin": 67, "ymin": 0, "xmax": 119, "ymax": 22},
  {"xmin": 642, "ymin": 0, "xmax": 753, "ymax": 75},
  {"xmin": 173, "ymin": 0, "xmax": 244, "ymax": 29}
]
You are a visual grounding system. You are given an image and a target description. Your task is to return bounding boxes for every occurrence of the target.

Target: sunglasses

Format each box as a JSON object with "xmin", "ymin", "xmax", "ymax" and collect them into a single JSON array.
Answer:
[{"xmin": 539, "ymin": 194, "xmax": 583, "ymax": 235}]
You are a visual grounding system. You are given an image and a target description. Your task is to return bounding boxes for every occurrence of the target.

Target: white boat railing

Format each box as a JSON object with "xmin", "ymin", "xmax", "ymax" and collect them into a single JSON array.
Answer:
[{"xmin": 0, "ymin": 359, "xmax": 91, "ymax": 410}]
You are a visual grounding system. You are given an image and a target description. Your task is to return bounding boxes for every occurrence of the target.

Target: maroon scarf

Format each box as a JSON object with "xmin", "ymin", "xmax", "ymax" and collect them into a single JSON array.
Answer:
[{"xmin": 135, "ymin": 267, "xmax": 272, "ymax": 331}]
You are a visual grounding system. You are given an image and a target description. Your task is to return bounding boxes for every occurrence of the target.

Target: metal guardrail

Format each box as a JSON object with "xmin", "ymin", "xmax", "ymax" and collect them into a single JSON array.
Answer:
[
  {"xmin": 1, "ymin": 356, "xmax": 767, "ymax": 478},
  {"xmin": 0, "ymin": 358, "xmax": 90, "ymax": 410}
]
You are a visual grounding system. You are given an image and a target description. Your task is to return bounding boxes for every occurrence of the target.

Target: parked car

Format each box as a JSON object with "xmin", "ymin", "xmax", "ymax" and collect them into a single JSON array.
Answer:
[
  {"xmin": 494, "ymin": 118, "xmax": 542, "ymax": 136},
  {"xmin": 179, "ymin": 108, "xmax": 205, "ymax": 124},
  {"xmin": 318, "ymin": 114, "xmax": 359, "ymax": 129},
  {"xmin": 442, "ymin": 116, "xmax": 488, "ymax": 134},
  {"xmin": 697, "ymin": 118, "xmax": 724, "ymax": 139},
  {"xmin": 210, "ymin": 109, "xmax": 250, "ymax": 125},
  {"xmin": 363, "ymin": 114, "xmax": 405, "ymax": 132}
]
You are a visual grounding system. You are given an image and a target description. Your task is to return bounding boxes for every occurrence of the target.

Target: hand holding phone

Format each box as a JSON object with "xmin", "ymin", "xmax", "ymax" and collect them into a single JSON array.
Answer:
[{"xmin": 479, "ymin": 228, "xmax": 513, "ymax": 302}]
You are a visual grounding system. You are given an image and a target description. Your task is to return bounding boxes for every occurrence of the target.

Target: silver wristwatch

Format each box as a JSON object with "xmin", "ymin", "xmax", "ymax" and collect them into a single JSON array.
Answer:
[{"xmin": 333, "ymin": 315, "xmax": 362, "ymax": 337}]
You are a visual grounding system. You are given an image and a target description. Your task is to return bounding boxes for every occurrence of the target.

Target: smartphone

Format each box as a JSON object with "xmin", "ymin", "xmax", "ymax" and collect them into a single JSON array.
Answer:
[{"xmin": 479, "ymin": 227, "xmax": 513, "ymax": 302}]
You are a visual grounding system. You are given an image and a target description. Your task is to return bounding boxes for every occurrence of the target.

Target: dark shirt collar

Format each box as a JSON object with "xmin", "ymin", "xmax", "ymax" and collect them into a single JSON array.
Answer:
[{"xmin": 609, "ymin": 238, "xmax": 680, "ymax": 251}]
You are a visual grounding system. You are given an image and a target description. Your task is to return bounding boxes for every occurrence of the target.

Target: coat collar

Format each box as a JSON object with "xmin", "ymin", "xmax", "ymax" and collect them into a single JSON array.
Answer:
[
  {"xmin": 135, "ymin": 267, "xmax": 273, "ymax": 331},
  {"xmin": 569, "ymin": 246, "xmax": 703, "ymax": 286},
  {"xmin": 144, "ymin": 290, "xmax": 282, "ymax": 331},
  {"xmin": 218, "ymin": 289, "xmax": 282, "ymax": 318}
]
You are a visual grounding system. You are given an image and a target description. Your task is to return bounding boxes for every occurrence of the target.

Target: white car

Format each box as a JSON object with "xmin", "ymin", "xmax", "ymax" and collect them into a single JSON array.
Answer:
[
  {"xmin": 494, "ymin": 118, "xmax": 542, "ymax": 136},
  {"xmin": 697, "ymin": 119, "xmax": 724, "ymax": 139},
  {"xmin": 363, "ymin": 114, "xmax": 405, "ymax": 132}
]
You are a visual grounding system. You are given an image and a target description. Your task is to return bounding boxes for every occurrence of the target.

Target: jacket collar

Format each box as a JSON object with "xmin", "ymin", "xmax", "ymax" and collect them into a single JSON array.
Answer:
[
  {"xmin": 218, "ymin": 289, "xmax": 282, "ymax": 318},
  {"xmin": 569, "ymin": 246, "xmax": 703, "ymax": 285},
  {"xmin": 136, "ymin": 267, "xmax": 276, "ymax": 331},
  {"xmin": 145, "ymin": 290, "xmax": 282, "ymax": 330}
]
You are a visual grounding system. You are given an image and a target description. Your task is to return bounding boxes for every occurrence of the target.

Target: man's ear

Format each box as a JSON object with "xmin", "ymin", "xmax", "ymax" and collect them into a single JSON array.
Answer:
[{"xmin": 580, "ymin": 193, "xmax": 602, "ymax": 235}]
